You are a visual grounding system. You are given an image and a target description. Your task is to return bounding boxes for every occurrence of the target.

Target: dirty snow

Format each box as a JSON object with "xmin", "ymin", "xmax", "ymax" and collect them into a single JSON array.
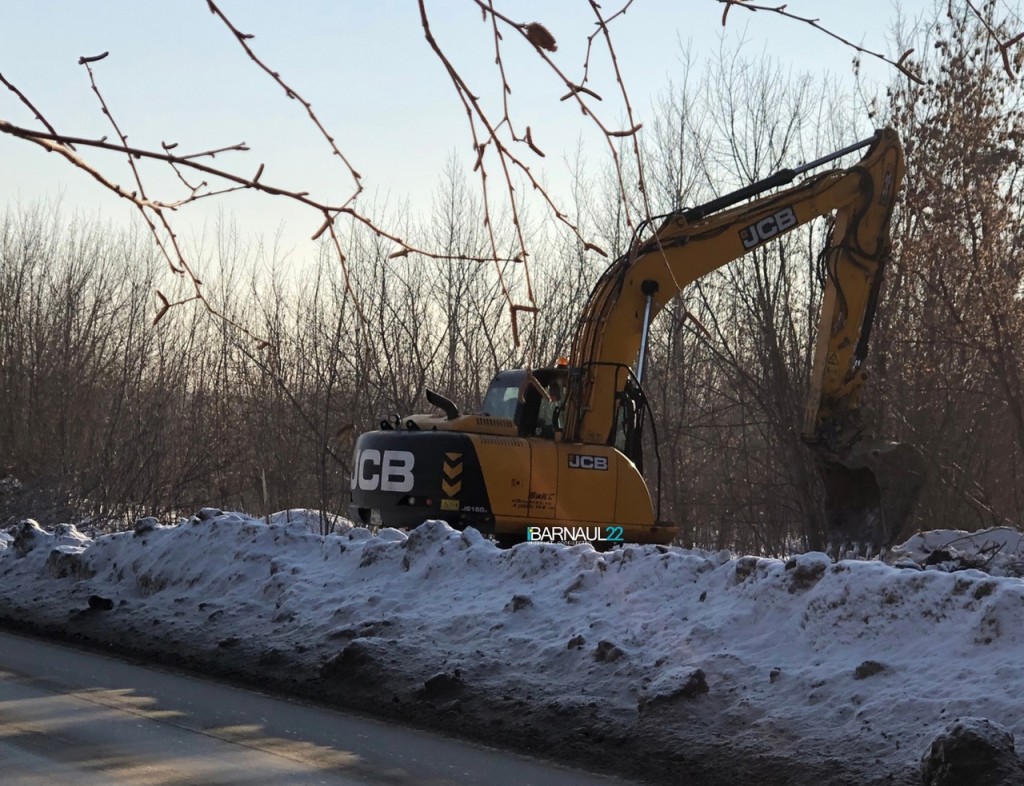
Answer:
[{"xmin": 2, "ymin": 510, "xmax": 1023, "ymax": 785}]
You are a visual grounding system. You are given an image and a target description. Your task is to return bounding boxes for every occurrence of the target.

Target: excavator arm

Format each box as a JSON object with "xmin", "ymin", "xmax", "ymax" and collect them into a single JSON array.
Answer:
[{"xmin": 563, "ymin": 128, "xmax": 923, "ymax": 547}]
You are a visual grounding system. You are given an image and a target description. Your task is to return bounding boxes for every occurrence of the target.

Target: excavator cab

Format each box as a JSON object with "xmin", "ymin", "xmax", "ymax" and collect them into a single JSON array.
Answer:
[{"xmin": 481, "ymin": 368, "xmax": 568, "ymax": 440}]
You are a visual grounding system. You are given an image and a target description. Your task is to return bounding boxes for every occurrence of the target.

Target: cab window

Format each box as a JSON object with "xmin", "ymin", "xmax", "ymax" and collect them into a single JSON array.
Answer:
[
  {"xmin": 481, "ymin": 370, "xmax": 528, "ymax": 421},
  {"xmin": 481, "ymin": 382, "xmax": 520, "ymax": 421}
]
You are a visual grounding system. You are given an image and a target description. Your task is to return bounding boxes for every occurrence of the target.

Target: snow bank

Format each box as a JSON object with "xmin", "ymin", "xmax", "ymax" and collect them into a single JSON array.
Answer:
[
  {"xmin": 890, "ymin": 526, "xmax": 1024, "ymax": 577},
  {"xmin": 2, "ymin": 511, "xmax": 1023, "ymax": 785}
]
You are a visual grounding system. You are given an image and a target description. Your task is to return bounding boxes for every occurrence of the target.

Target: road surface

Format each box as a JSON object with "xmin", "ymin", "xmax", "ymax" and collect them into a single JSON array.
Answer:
[{"xmin": 0, "ymin": 630, "xmax": 643, "ymax": 785}]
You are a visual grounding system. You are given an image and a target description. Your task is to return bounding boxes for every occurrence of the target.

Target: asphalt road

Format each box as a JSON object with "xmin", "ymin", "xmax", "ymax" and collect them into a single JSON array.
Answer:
[{"xmin": 0, "ymin": 630, "xmax": 642, "ymax": 785}]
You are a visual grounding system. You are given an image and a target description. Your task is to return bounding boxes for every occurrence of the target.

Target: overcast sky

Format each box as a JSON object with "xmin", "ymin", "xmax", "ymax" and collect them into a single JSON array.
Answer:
[{"xmin": 1, "ymin": 1, "xmax": 935, "ymax": 265}]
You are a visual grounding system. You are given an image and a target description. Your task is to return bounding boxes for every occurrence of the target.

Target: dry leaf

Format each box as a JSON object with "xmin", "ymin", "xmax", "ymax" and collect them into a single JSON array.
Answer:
[
  {"xmin": 525, "ymin": 23, "xmax": 557, "ymax": 52},
  {"xmin": 608, "ymin": 123, "xmax": 643, "ymax": 138},
  {"xmin": 78, "ymin": 51, "xmax": 109, "ymax": 65}
]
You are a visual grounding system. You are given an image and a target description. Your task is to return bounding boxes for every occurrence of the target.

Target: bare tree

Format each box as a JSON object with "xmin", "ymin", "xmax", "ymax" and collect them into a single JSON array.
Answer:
[{"xmin": 879, "ymin": 0, "xmax": 1024, "ymax": 530}]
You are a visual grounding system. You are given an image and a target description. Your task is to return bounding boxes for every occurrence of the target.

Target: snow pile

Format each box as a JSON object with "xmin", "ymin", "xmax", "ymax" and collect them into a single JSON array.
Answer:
[
  {"xmin": 889, "ymin": 526, "xmax": 1024, "ymax": 577},
  {"xmin": 2, "ymin": 511, "xmax": 1024, "ymax": 785}
]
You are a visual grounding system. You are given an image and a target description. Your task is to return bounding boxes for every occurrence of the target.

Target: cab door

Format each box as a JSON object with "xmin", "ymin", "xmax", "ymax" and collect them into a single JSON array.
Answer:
[{"xmin": 528, "ymin": 439, "xmax": 558, "ymax": 519}]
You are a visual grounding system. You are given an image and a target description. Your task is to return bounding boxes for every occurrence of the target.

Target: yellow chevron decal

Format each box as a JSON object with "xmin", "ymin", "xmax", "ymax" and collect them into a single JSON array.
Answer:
[
  {"xmin": 442, "ymin": 479, "xmax": 462, "ymax": 497},
  {"xmin": 443, "ymin": 462, "xmax": 462, "ymax": 480},
  {"xmin": 443, "ymin": 451, "xmax": 463, "ymax": 484}
]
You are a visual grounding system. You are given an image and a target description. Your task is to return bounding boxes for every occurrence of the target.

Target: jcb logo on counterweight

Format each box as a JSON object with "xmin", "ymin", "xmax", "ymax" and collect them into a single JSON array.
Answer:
[
  {"xmin": 739, "ymin": 207, "xmax": 797, "ymax": 250},
  {"xmin": 568, "ymin": 454, "xmax": 608, "ymax": 471},
  {"xmin": 351, "ymin": 449, "xmax": 415, "ymax": 492}
]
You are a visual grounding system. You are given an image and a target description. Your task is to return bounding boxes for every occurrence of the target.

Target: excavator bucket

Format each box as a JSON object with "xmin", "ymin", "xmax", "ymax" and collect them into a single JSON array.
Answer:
[{"xmin": 819, "ymin": 441, "xmax": 926, "ymax": 552}]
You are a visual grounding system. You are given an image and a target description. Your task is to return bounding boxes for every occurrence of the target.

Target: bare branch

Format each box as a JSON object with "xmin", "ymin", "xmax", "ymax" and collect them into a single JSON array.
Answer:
[
  {"xmin": 0, "ymin": 71, "xmax": 72, "ymax": 149},
  {"xmin": 206, "ymin": 1, "xmax": 363, "ymax": 203},
  {"xmin": 959, "ymin": 0, "xmax": 1024, "ymax": 77},
  {"xmin": 716, "ymin": 0, "xmax": 927, "ymax": 84}
]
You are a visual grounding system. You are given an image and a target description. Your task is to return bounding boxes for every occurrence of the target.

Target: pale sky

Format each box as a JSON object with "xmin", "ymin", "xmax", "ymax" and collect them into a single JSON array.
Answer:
[{"xmin": 0, "ymin": 1, "xmax": 935, "ymax": 264}]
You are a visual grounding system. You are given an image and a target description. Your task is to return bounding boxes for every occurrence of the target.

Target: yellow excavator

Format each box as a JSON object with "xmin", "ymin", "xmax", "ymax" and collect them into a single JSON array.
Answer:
[{"xmin": 348, "ymin": 128, "xmax": 925, "ymax": 549}]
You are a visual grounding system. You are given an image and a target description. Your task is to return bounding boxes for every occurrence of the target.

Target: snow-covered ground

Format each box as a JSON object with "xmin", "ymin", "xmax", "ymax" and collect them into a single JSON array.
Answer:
[{"xmin": 2, "ymin": 510, "xmax": 1024, "ymax": 785}]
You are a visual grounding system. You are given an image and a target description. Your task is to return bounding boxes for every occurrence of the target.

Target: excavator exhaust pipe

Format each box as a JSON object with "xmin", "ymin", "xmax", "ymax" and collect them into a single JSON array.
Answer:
[{"xmin": 819, "ymin": 441, "xmax": 926, "ymax": 552}]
